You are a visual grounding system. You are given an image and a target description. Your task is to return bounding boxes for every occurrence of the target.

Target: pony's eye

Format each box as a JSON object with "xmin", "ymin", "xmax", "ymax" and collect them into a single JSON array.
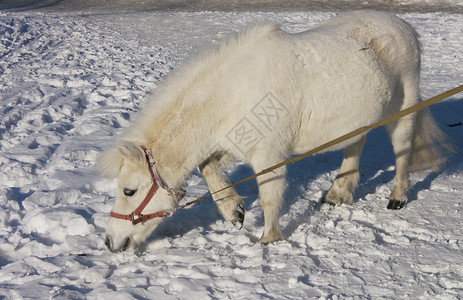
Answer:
[{"xmin": 123, "ymin": 188, "xmax": 137, "ymax": 197}]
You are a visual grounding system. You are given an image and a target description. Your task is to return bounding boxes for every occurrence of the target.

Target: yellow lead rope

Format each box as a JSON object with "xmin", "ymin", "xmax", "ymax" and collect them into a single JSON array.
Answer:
[{"xmin": 178, "ymin": 84, "xmax": 463, "ymax": 210}]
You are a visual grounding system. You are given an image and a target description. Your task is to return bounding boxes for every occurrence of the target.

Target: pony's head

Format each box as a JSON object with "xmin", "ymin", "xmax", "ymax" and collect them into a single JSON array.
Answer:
[{"xmin": 96, "ymin": 142, "xmax": 178, "ymax": 252}]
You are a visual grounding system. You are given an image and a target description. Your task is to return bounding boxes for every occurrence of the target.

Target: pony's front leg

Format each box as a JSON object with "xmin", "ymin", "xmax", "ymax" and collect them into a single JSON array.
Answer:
[
  {"xmin": 250, "ymin": 151, "xmax": 286, "ymax": 244},
  {"xmin": 199, "ymin": 153, "xmax": 245, "ymax": 229}
]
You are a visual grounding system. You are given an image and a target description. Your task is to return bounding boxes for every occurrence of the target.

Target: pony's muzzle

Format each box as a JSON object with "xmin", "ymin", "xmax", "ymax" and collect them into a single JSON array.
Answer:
[{"xmin": 105, "ymin": 235, "xmax": 131, "ymax": 253}]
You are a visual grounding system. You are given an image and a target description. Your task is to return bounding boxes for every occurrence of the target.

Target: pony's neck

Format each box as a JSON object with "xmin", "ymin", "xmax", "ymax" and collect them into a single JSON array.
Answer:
[
  {"xmin": 132, "ymin": 46, "xmax": 225, "ymax": 188},
  {"xmin": 147, "ymin": 126, "xmax": 212, "ymax": 190}
]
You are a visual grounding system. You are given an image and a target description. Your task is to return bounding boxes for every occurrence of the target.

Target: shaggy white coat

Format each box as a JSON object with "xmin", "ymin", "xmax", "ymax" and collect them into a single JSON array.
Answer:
[{"xmin": 97, "ymin": 10, "xmax": 449, "ymax": 252}]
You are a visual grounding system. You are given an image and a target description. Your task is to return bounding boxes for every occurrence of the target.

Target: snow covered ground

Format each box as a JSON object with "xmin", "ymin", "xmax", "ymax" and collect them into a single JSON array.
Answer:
[
  {"xmin": 2, "ymin": 0, "xmax": 463, "ymax": 13},
  {"xmin": 0, "ymin": 3, "xmax": 462, "ymax": 299}
]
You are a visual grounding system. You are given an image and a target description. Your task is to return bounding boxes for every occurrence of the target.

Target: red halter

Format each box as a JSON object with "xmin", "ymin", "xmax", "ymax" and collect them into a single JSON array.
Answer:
[{"xmin": 109, "ymin": 147, "xmax": 186, "ymax": 225}]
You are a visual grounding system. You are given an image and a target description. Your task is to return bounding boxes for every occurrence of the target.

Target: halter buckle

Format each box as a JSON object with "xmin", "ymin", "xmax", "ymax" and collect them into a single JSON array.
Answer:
[{"xmin": 130, "ymin": 213, "xmax": 144, "ymax": 225}]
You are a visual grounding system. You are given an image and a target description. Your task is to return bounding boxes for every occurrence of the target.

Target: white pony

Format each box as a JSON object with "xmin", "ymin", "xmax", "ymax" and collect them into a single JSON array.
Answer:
[{"xmin": 97, "ymin": 11, "xmax": 449, "ymax": 252}]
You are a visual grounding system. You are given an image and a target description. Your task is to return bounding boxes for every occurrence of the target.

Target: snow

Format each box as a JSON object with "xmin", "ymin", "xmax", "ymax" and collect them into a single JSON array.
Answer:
[
  {"xmin": 2, "ymin": 0, "xmax": 463, "ymax": 13},
  {"xmin": 1, "ymin": 2, "xmax": 463, "ymax": 299}
]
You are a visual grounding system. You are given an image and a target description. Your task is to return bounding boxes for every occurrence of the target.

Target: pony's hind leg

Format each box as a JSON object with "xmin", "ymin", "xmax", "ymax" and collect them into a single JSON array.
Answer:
[
  {"xmin": 199, "ymin": 152, "xmax": 245, "ymax": 229},
  {"xmin": 323, "ymin": 136, "xmax": 366, "ymax": 206},
  {"xmin": 385, "ymin": 76, "xmax": 423, "ymax": 210},
  {"xmin": 386, "ymin": 114, "xmax": 414, "ymax": 210}
]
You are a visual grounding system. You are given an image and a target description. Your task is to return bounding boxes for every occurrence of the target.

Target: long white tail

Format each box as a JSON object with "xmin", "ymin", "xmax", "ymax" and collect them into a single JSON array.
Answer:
[{"xmin": 410, "ymin": 108, "xmax": 454, "ymax": 171}]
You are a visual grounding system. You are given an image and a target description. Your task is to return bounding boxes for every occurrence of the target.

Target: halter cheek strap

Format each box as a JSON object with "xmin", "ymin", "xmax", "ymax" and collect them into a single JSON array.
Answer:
[{"xmin": 109, "ymin": 147, "xmax": 186, "ymax": 225}]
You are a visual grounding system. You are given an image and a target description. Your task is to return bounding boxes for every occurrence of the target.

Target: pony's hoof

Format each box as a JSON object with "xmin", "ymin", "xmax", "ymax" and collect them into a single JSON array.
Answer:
[
  {"xmin": 322, "ymin": 195, "xmax": 339, "ymax": 206},
  {"xmin": 322, "ymin": 189, "xmax": 353, "ymax": 206},
  {"xmin": 322, "ymin": 198, "xmax": 337, "ymax": 207},
  {"xmin": 231, "ymin": 204, "xmax": 245, "ymax": 230},
  {"xmin": 387, "ymin": 199, "xmax": 405, "ymax": 210},
  {"xmin": 259, "ymin": 232, "xmax": 284, "ymax": 244}
]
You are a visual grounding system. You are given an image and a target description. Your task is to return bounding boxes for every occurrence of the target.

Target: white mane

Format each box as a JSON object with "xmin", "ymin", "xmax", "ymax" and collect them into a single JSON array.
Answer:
[{"xmin": 122, "ymin": 23, "xmax": 280, "ymax": 146}]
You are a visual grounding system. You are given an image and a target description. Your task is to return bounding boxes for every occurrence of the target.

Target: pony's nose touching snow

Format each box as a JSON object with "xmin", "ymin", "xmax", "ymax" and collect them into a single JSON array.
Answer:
[
  {"xmin": 97, "ymin": 10, "xmax": 450, "ymax": 252},
  {"xmin": 105, "ymin": 235, "xmax": 131, "ymax": 253}
]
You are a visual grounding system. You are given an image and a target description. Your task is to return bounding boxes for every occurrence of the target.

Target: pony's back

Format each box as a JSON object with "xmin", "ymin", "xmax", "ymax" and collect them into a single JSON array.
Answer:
[{"xmin": 314, "ymin": 10, "xmax": 421, "ymax": 78}]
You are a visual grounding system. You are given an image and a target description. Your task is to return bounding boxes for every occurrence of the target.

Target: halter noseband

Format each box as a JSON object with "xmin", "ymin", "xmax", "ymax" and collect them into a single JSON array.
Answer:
[{"xmin": 109, "ymin": 147, "xmax": 186, "ymax": 225}]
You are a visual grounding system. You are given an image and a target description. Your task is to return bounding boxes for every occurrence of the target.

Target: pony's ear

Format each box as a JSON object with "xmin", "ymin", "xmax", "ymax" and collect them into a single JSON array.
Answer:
[
  {"xmin": 95, "ymin": 146, "xmax": 124, "ymax": 178},
  {"xmin": 96, "ymin": 142, "xmax": 146, "ymax": 178},
  {"xmin": 117, "ymin": 142, "xmax": 146, "ymax": 166}
]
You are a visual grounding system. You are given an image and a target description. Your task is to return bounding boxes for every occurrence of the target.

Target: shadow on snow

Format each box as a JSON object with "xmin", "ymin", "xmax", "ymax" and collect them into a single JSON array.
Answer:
[{"xmin": 142, "ymin": 97, "xmax": 462, "ymax": 247}]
